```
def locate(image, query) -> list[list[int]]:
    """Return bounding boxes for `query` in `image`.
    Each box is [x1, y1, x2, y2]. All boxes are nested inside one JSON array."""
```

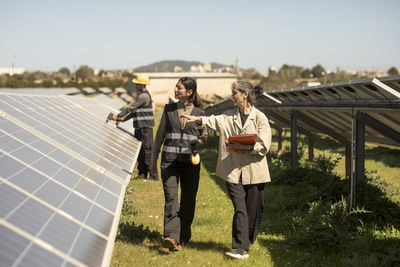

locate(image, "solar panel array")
[[263, 77, 400, 107], [257, 76, 400, 148], [205, 76, 400, 148], [0, 88, 80, 95], [0, 93, 141, 266]]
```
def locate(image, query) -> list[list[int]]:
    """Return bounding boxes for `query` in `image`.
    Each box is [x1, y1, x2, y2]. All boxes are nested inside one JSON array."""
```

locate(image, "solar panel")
[[0, 92, 141, 266], [114, 87, 127, 94], [98, 87, 112, 94], [204, 98, 234, 116], [120, 93, 133, 103], [0, 88, 80, 95], [258, 77, 400, 147], [92, 94, 124, 111], [265, 77, 400, 106], [69, 95, 133, 136], [204, 76, 400, 148], [81, 87, 96, 94], [205, 75, 400, 209], [380, 75, 400, 92]]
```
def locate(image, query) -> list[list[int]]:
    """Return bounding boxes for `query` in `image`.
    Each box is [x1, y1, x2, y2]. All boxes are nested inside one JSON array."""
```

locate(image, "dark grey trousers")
[[134, 127, 158, 179], [161, 162, 200, 244], [226, 181, 265, 251]]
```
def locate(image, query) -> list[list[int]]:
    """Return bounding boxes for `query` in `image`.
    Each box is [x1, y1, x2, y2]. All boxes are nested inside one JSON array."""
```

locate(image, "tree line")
[[1, 64, 398, 90]]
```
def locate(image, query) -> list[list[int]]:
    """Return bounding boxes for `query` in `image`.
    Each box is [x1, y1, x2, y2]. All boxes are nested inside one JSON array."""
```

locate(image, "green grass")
[[111, 108, 400, 266]]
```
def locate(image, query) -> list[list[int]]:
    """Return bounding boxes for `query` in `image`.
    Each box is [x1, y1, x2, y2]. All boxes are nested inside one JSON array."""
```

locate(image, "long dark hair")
[[178, 77, 202, 107]]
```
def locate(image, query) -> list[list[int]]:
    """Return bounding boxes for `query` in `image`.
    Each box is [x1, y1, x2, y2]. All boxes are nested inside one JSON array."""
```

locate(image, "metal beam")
[[356, 112, 400, 145], [292, 111, 350, 146], [355, 112, 366, 183], [277, 128, 283, 156], [259, 101, 400, 109], [290, 110, 298, 168], [270, 124, 283, 156], [308, 135, 314, 161], [291, 110, 352, 178], [267, 110, 316, 162], [345, 144, 351, 179], [264, 109, 312, 136]]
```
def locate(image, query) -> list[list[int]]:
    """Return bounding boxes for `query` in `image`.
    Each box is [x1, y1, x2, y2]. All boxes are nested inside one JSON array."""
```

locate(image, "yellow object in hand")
[[191, 154, 200, 165]]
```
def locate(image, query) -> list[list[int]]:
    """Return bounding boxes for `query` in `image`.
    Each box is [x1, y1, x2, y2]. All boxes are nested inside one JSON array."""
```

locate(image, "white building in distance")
[[0, 68, 25, 75], [137, 72, 238, 105]]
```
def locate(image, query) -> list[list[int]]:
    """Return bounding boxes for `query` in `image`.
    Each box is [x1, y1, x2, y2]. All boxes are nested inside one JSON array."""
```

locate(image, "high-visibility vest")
[[132, 90, 155, 128], [161, 103, 205, 165]]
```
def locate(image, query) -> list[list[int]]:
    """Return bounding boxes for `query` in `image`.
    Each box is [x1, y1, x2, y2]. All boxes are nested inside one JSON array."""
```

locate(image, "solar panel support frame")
[[290, 110, 298, 169], [290, 110, 352, 178]]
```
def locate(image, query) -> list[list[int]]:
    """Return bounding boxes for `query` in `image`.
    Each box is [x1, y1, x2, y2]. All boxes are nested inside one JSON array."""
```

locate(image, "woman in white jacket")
[[181, 81, 271, 260]]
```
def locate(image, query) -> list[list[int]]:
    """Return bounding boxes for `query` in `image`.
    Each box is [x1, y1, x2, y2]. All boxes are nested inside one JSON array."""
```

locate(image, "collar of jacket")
[[233, 106, 256, 133], [177, 101, 194, 109]]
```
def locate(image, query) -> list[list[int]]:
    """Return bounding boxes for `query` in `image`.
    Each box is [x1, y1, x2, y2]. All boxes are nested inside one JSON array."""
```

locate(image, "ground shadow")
[[312, 135, 400, 168], [116, 221, 163, 244], [277, 134, 400, 168], [183, 240, 229, 252], [116, 220, 230, 255], [364, 146, 400, 168], [258, 235, 400, 266], [258, 154, 400, 265], [202, 134, 400, 264]]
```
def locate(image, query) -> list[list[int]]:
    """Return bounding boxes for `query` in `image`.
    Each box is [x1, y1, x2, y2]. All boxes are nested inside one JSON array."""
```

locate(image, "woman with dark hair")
[[151, 77, 207, 251], [181, 80, 271, 260]]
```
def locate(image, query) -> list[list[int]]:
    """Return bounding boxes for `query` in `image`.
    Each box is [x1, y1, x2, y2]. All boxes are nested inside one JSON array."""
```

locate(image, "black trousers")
[[134, 127, 158, 179], [226, 181, 265, 251], [161, 162, 200, 244]]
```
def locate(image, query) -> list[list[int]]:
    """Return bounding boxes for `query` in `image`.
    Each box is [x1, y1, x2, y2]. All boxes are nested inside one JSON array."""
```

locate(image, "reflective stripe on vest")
[[132, 91, 154, 128], [165, 133, 198, 141], [162, 146, 192, 154], [133, 116, 154, 121], [133, 107, 154, 113]]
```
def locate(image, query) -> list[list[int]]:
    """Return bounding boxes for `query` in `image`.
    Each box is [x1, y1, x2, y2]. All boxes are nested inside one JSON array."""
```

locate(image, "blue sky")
[[1, 0, 399, 73]]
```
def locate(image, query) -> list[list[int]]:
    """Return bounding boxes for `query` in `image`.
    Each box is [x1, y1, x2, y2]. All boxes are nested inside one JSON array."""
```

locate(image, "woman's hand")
[[188, 140, 202, 151], [225, 141, 253, 151], [180, 114, 201, 124]]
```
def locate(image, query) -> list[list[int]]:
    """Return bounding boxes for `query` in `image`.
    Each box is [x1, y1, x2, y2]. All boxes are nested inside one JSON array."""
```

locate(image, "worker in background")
[[110, 74, 158, 181]]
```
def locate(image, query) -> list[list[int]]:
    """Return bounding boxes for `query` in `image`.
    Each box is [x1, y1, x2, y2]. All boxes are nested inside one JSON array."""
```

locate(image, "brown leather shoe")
[[162, 237, 183, 252]]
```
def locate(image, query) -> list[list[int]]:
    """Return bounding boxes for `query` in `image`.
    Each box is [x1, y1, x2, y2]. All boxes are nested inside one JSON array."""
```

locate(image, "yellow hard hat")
[[132, 74, 150, 85]]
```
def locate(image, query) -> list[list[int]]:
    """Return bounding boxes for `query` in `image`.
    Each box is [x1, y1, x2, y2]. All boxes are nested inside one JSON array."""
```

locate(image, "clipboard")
[[228, 134, 256, 151]]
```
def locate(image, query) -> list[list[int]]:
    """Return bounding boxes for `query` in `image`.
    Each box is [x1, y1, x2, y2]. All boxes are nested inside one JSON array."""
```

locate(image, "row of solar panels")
[[206, 76, 400, 148], [0, 93, 140, 266], [0, 87, 127, 95], [0, 87, 133, 107], [259, 76, 400, 107]]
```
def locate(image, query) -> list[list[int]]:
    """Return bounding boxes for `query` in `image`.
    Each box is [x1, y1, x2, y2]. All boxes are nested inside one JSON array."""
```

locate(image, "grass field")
[[111, 107, 400, 266]]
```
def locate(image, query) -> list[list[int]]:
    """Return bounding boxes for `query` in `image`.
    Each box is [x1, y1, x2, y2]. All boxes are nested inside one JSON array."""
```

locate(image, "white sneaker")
[[225, 249, 249, 259]]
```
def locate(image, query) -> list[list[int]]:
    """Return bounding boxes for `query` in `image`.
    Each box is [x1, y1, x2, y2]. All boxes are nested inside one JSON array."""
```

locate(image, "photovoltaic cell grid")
[[263, 77, 400, 105], [70, 95, 133, 136], [257, 77, 400, 147], [0, 88, 80, 95], [261, 108, 400, 147], [0, 94, 140, 182], [0, 93, 141, 267], [204, 76, 400, 148]]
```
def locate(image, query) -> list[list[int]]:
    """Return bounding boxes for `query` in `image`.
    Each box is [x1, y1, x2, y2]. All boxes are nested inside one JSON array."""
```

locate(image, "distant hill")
[[134, 60, 232, 72]]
